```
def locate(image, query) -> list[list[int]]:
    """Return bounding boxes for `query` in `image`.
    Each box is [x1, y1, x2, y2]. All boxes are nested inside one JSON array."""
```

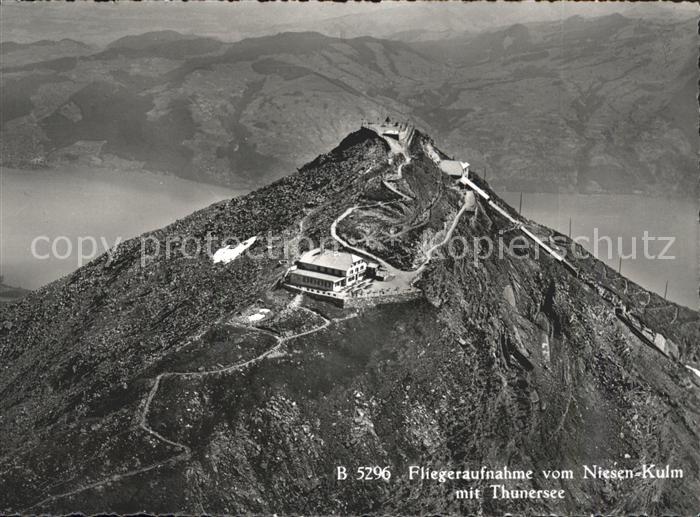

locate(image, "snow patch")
[[247, 307, 271, 322], [289, 294, 303, 309], [266, 348, 288, 359], [425, 143, 441, 164], [213, 236, 257, 264], [685, 364, 700, 380]]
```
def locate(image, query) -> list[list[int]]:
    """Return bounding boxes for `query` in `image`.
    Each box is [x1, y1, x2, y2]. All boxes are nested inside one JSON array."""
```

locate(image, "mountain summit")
[[1, 126, 699, 513]]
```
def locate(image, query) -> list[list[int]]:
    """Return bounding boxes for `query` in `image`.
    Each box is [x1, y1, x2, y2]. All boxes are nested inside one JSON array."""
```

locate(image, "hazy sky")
[[1, 1, 696, 45]]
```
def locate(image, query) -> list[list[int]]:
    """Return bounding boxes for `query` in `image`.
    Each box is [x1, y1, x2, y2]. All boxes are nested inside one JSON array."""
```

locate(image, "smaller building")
[[364, 262, 394, 281], [439, 160, 468, 178], [381, 129, 400, 141], [366, 262, 380, 277]]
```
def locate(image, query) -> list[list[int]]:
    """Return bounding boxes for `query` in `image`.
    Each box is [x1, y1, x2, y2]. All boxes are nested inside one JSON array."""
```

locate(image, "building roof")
[[298, 249, 364, 271], [440, 160, 466, 177], [290, 269, 344, 283]]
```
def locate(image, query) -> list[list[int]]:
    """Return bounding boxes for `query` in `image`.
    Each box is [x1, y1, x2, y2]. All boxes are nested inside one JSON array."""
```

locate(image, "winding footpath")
[[330, 152, 474, 285], [24, 307, 352, 512], [330, 153, 416, 277], [331, 204, 403, 277], [414, 195, 474, 276], [381, 179, 412, 201]]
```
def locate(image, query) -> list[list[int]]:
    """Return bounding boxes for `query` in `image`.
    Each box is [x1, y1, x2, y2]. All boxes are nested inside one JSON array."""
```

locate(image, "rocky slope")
[[2, 13, 697, 196], [0, 128, 698, 514]]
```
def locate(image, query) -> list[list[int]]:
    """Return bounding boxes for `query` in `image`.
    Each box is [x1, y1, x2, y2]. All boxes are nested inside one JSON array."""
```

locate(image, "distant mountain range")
[[1, 13, 697, 196], [0, 280, 28, 305]]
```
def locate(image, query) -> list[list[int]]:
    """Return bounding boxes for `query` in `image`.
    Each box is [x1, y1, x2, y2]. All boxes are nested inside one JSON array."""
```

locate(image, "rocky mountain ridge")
[[0, 127, 698, 513]]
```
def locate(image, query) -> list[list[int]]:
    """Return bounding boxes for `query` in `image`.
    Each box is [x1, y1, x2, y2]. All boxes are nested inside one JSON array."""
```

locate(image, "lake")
[[501, 192, 699, 310], [1, 166, 242, 290], [2, 168, 697, 310]]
